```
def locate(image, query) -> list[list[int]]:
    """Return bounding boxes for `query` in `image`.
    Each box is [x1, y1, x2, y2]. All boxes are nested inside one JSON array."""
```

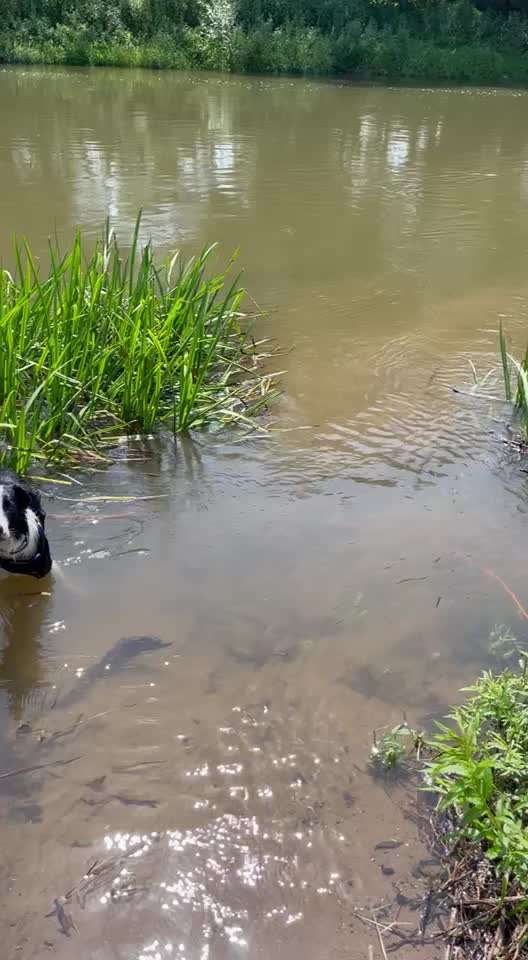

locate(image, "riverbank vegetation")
[[0, 220, 274, 473], [426, 666, 528, 958], [498, 322, 528, 439], [365, 644, 528, 955], [3, 0, 528, 83]]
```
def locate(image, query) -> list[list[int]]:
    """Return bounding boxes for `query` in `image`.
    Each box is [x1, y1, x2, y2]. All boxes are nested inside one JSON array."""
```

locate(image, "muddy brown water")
[[2, 67, 528, 959]]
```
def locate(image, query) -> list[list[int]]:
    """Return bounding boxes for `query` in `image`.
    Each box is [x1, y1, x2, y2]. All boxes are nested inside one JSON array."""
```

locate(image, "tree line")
[[2, 0, 528, 81]]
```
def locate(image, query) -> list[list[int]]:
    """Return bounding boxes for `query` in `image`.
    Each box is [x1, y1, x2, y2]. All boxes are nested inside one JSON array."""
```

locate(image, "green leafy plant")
[[370, 721, 423, 772], [427, 667, 528, 885]]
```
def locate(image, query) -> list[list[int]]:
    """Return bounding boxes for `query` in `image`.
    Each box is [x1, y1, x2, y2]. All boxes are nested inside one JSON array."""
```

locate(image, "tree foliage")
[[2, 0, 528, 79]]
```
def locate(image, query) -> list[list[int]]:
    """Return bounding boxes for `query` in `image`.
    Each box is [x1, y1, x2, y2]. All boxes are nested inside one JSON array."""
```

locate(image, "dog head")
[[0, 471, 52, 578]]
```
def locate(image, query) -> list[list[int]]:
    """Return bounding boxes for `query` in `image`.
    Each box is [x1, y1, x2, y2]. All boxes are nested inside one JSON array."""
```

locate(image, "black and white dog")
[[0, 470, 52, 578]]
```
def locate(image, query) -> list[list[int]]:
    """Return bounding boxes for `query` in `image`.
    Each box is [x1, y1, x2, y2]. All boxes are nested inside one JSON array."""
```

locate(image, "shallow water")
[[2, 67, 528, 958]]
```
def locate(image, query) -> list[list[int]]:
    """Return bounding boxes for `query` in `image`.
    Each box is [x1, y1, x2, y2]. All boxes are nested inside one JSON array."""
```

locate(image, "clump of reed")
[[498, 320, 528, 438], [0, 218, 275, 472]]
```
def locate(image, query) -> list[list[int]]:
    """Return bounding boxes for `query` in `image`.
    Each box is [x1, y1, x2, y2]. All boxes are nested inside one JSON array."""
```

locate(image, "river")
[[2, 66, 528, 959]]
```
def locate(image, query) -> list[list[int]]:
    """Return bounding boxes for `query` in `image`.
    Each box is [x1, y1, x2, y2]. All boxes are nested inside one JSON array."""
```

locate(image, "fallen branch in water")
[[373, 912, 389, 960], [0, 754, 82, 780], [449, 386, 507, 402], [353, 910, 441, 946], [48, 512, 140, 521], [45, 897, 78, 936], [52, 494, 167, 503], [46, 711, 113, 744]]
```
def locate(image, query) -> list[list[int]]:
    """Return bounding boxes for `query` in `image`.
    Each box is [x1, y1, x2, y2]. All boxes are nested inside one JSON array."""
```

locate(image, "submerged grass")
[[0, 218, 275, 473]]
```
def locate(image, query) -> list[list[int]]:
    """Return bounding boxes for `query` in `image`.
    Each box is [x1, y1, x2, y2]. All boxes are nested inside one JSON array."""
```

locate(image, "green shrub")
[[5, 0, 528, 85], [428, 667, 528, 885]]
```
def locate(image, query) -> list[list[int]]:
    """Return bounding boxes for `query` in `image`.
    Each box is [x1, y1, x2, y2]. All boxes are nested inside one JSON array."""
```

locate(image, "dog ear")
[[12, 483, 29, 511], [13, 484, 46, 526], [27, 488, 46, 526]]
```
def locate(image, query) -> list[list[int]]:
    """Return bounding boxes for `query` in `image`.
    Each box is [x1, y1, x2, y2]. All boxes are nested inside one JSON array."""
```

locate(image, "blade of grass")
[[500, 321, 512, 402]]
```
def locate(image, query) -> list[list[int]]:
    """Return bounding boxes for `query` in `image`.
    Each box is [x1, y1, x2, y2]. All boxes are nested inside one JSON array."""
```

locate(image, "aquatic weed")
[[0, 217, 277, 472], [370, 721, 424, 773]]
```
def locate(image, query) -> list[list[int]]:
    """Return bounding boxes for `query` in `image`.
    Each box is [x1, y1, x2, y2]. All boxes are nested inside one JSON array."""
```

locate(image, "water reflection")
[[0, 582, 52, 720], [2, 71, 528, 300]]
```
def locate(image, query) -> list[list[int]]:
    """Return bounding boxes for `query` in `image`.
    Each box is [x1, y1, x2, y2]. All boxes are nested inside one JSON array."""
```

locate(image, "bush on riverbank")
[[426, 666, 528, 958], [0, 220, 273, 472], [3, 0, 528, 83]]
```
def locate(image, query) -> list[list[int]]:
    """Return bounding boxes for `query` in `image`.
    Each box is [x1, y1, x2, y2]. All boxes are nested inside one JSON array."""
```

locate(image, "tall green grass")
[[0, 219, 272, 473], [499, 320, 512, 403], [498, 324, 528, 435]]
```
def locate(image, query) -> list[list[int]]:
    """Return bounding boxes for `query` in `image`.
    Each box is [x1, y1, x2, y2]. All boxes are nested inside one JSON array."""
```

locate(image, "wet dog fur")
[[0, 470, 52, 578]]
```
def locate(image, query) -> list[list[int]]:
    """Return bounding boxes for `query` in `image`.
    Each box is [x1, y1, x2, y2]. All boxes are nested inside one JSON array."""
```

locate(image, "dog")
[[0, 470, 52, 578]]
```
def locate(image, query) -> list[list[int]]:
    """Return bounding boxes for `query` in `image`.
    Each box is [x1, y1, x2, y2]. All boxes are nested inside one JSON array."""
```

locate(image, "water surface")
[[2, 67, 528, 959]]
